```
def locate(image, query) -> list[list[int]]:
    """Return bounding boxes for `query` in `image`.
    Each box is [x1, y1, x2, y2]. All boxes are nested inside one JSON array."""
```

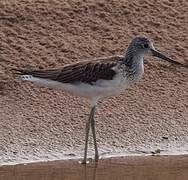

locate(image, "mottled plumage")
[[16, 56, 122, 85]]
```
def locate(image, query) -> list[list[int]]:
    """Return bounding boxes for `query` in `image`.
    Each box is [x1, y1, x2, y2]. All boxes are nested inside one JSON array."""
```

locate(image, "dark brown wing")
[[15, 56, 123, 84]]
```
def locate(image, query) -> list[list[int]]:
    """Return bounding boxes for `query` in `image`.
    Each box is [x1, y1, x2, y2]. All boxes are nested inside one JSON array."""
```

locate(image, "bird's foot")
[[79, 159, 90, 164], [94, 155, 99, 162]]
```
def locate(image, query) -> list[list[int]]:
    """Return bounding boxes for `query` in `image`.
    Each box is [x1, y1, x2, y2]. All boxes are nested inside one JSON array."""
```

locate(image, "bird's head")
[[126, 36, 186, 66]]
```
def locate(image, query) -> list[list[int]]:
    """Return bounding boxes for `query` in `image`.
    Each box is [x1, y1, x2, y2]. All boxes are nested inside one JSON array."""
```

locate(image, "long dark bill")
[[151, 49, 186, 67]]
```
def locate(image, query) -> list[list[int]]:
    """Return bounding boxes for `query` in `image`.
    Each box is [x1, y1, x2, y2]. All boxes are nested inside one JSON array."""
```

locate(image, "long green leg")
[[82, 106, 95, 164], [90, 106, 99, 162]]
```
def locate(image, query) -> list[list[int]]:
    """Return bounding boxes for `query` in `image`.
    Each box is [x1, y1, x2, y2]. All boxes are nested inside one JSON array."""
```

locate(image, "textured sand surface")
[[0, 0, 188, 164]]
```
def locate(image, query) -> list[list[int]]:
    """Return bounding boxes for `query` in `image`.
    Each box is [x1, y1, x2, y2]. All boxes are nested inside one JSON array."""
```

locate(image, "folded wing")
[[14, 56, 123, 84]]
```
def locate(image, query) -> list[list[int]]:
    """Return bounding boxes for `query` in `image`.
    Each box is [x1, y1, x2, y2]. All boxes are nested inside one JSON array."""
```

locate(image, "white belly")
[[20, 75, 129, 99]]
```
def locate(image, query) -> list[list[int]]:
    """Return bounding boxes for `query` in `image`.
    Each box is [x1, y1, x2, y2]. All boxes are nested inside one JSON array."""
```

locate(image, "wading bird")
[[14, 37, 186, 164]]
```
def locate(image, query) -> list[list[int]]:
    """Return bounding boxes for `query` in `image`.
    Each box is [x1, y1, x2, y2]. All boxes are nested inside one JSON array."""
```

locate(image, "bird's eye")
[[143, 44, 149, 48]]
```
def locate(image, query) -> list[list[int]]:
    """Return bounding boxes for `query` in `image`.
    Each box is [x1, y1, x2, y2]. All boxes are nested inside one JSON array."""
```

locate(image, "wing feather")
[[15, 56, 124, 84]]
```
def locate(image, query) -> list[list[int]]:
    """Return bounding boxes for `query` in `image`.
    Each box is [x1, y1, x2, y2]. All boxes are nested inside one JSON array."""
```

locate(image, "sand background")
[[0, 0, 188, 164]]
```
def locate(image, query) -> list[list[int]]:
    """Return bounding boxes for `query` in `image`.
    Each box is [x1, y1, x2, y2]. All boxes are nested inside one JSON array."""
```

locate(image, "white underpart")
[[20, 74, 128, 100]]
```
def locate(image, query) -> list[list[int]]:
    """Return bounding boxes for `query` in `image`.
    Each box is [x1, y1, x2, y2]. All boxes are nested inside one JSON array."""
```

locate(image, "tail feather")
[[12, 67, 62, 80], [12, 68, 32, 75]]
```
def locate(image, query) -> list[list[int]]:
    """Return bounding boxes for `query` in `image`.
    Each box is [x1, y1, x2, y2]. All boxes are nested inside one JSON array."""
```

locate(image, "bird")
[[13, 36, 186, 164]]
